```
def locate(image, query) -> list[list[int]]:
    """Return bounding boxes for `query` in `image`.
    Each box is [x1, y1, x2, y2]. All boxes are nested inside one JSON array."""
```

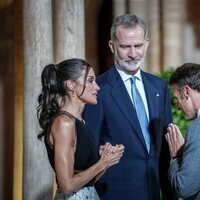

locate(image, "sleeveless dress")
[[45, 111, 100, 200]]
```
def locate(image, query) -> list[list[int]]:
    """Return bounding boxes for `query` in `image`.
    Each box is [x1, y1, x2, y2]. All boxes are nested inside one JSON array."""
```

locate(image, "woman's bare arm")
[[51, 115, 123, 195]]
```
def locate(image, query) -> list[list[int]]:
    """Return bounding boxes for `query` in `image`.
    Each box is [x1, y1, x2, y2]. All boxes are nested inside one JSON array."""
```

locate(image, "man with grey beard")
[[84, 14, 177, 200]]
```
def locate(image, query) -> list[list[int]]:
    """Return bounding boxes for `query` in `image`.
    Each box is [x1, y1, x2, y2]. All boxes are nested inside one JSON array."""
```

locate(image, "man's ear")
[[108, 40, 114, 53], [183, 85, 190, 99], [145, 38, 150, 50]]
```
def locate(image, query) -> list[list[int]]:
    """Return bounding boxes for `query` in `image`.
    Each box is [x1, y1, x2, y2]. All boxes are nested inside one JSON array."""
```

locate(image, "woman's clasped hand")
[[99, 142, 125, 168]]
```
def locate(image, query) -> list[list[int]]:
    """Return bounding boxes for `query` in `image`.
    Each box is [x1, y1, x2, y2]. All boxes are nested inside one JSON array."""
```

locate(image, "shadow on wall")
[[0, 3, 15, 200], [97, 0, 113, 74]]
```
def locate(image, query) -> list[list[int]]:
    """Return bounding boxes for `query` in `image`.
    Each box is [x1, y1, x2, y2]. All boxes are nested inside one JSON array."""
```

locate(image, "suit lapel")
[[108, 68, 147, 149], [142, 72, 160, 121], [141, 72, 162, 148]]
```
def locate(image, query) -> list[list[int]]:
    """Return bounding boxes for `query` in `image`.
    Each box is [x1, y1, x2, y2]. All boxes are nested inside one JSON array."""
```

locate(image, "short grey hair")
[[110, 14, 148, 41]]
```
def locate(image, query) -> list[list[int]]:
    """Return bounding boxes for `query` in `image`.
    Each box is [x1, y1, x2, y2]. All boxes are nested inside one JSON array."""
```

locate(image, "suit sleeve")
[[159, 83, 178, 200], [169, 120, 200, 199]]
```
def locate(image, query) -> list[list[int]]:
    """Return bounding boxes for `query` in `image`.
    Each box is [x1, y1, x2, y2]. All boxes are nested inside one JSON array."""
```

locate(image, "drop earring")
[[72, 90, 75, 98]]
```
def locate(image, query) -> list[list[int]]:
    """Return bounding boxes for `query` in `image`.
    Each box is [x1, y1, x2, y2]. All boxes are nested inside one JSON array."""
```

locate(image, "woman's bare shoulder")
[[51, 114, 76, 139]]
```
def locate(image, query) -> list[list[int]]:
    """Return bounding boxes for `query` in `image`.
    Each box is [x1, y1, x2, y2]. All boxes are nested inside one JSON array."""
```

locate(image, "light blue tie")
[[131, 76, 150, 152]]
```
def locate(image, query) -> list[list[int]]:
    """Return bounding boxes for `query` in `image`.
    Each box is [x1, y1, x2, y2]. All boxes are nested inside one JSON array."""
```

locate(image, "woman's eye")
[[88, 79, 93, 83]]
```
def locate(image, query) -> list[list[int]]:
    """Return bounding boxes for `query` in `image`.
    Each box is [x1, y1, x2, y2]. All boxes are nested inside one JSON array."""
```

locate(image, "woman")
[[37, 58, 124, 200]]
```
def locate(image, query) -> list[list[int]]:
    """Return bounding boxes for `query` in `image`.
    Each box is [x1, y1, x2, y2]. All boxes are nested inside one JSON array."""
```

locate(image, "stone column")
[[129, 0, 149, 71], [13, 0, 23, 199], [113, 0, 126, 18], [53, 0, 85, 63], [148, 0, 161, 73], [162, 0, 184, 70], [23, 0, 54, 199], [129, 0, 147, 21]]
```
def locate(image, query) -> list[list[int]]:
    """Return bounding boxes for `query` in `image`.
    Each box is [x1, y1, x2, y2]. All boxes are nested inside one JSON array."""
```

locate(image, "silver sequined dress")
[[54, 186, 100, 200]]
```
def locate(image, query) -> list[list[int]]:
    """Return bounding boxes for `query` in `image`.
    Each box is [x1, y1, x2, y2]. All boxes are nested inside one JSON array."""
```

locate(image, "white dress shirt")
[[116, 68, 150, 121]]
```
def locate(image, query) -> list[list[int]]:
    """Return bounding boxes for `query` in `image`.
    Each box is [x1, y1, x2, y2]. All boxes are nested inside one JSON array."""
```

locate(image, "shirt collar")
[[198, 109, 200, 118], [116, 67, 142, 82]]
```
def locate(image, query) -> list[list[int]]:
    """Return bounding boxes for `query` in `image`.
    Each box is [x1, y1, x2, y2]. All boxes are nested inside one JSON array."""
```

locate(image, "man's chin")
[[115, 60, 141, 72], [125, 65, 140, 71]]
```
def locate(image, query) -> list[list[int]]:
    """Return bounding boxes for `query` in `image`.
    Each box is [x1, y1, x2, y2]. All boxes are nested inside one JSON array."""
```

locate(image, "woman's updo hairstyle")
[[37, 58, 91, 138]]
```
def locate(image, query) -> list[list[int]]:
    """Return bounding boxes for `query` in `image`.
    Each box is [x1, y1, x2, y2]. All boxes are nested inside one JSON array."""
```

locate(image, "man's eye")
[[135, 44, 143, 48], [121, 46, 128, 49]]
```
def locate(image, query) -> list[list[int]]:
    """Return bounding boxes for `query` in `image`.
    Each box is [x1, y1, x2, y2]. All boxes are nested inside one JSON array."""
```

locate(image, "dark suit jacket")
[[84, 66, 177, 200], [169, 116, 200, 199]]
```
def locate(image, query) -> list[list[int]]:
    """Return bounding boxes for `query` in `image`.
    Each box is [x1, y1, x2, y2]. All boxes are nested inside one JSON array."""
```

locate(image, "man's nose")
[[128, 47, 136, 58]]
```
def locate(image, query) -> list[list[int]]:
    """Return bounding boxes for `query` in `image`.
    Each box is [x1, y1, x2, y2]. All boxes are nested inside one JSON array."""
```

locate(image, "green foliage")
[[159, 69, 190, 137]]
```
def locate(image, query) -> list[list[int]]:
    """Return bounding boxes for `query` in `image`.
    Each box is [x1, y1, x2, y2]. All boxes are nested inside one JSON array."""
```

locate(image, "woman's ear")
[[65, 80, 76, 92]]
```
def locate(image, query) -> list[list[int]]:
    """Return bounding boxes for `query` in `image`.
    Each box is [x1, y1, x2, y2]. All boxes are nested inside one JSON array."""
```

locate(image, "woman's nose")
[[95, 82, 100, 91]]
